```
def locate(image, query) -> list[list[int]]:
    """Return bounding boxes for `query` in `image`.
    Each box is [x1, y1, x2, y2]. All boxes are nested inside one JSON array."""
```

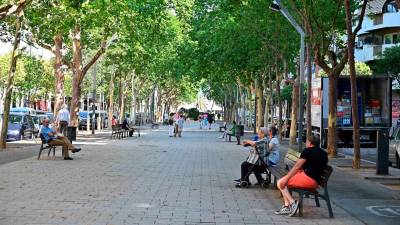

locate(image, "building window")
[[373, 14, 383, 25], [385, 35, 392, 44], [383, 1, 399, 13], [393, 34, 399, 44]]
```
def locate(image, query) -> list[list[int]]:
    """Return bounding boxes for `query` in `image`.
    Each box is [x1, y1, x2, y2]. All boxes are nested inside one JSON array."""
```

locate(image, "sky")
[[0, 41, 53, 60]]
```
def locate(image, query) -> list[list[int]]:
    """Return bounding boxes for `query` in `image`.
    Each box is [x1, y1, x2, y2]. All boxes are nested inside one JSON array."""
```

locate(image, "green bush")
[[188, 108, 200, 120]]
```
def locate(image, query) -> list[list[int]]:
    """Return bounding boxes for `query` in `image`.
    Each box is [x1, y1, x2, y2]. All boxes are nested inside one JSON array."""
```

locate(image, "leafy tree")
[[374, 46, 400, 83]]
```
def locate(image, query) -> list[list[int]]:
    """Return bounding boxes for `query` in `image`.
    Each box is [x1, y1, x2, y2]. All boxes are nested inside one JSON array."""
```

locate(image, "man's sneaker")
[[233, 178, 241, 183], [274, 205, 290, 215], [288, 200, 299, 217]]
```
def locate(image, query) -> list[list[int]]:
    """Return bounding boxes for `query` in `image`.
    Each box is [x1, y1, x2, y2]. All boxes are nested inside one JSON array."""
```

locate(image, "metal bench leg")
[[38, 148, 43, 160], [314, 194, 320, 207], [324, 191, 334, 218], [53, 147, 56, 160], [298, 193, 304, 217]]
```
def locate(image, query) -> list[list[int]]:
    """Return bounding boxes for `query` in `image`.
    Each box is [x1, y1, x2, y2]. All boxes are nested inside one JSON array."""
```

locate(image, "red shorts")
[[287, 170, 318, 190]]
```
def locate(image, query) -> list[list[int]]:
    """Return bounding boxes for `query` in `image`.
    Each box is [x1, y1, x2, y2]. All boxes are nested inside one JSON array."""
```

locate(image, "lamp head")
[[269, 0, 281, 12]]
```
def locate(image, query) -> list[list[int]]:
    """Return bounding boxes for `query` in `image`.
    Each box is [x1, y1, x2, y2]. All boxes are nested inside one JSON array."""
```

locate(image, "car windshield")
[[9, 115, 23, 124]]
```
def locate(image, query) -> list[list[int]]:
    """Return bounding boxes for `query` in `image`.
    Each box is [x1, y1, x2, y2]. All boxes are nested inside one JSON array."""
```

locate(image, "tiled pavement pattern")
[[0, 126, 364, 225]]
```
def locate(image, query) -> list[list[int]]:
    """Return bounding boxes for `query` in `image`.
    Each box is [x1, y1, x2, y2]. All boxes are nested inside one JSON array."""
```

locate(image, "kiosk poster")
[[311, 79, 321, 127]]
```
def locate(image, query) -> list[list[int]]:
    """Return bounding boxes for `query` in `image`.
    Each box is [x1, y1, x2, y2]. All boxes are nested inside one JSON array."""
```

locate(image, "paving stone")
[[0, 123, 365, 225]]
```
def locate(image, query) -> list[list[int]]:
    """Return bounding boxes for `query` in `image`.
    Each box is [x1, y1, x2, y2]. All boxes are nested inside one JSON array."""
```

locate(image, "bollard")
[[376, 129, 389, 175]]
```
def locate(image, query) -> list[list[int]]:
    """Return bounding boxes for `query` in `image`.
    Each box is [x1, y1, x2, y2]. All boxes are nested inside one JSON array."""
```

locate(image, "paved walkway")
[[0, 124, 375, 225]]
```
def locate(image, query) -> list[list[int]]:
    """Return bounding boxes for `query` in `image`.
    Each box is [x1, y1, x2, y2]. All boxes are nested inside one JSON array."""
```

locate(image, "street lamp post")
[[270, 0, 306, 152], [91, 61, 97, 135]]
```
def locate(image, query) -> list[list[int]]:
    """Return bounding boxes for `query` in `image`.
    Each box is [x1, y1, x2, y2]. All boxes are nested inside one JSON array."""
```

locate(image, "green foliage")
[[188, 107, 200, 120], [373, 46, 400, 82]]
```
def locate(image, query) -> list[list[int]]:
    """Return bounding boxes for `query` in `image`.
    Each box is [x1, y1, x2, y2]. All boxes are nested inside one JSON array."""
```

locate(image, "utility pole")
[[91, 61, 97, 135]]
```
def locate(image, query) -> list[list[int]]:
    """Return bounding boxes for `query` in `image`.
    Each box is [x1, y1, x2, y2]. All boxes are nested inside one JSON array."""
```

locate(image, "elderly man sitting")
[[41, 119, 81, 160]]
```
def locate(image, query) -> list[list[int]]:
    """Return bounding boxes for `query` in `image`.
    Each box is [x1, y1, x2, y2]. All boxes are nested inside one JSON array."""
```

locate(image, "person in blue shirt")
[[41, 119, 81, 160]]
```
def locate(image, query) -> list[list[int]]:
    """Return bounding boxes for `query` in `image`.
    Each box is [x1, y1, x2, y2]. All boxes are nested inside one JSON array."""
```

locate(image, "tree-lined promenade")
[[0, 0, 400, 169]]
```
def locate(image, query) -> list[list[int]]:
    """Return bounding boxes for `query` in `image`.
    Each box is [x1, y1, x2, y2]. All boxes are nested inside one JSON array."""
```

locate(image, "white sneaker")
[[288, 200, 299, 217], [274, 205, 290, 215]]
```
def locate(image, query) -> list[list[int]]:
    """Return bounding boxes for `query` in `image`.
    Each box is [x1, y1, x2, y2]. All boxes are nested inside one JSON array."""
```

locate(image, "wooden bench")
[[226, 125, 244, 145], [111, 125, 123, 139], [219, 122, 227, 132], [267, 148, 334, 218], [38, 133, 58, 160]]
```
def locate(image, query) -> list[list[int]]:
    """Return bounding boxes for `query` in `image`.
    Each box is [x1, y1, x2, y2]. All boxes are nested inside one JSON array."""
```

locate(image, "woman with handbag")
[[234, 127, 269, 188]]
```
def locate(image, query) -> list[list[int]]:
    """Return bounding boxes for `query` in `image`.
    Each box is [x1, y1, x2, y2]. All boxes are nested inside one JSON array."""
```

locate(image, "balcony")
[[358, 12, 400, 34], [355, 43, 399, 62]]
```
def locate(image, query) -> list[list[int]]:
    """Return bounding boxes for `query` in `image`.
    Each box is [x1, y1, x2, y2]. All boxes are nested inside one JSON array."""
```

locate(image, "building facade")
[[355, 0, 400, 62]]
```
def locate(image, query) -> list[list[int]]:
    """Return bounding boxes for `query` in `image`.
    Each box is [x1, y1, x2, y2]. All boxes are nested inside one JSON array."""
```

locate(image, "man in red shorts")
[[274, 135, 328, 217]]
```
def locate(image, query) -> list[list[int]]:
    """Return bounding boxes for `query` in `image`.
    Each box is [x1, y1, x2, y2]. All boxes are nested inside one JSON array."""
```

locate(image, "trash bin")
[[235, 125, 245, 145], [67, 126, 77, 143], [236, 125, 244, 136], [376, 129, 389, 175]]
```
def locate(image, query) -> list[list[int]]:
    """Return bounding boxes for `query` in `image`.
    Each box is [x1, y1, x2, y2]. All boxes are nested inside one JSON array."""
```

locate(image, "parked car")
[[389, 127, 400, 168], [10, 107, 36, 115], [78, 111, 108, 130], [1, 113, 36, 141]]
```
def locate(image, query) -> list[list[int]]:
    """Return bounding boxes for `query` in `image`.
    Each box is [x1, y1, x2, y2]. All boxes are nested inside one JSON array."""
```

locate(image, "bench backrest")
[[284, 148, 301, 170], [39, 133, 47, 144], [320, 165, 333, 187]]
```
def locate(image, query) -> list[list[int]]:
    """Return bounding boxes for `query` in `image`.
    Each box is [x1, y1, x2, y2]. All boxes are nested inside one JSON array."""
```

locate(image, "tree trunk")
[[263, 78, 269, 128], [327, 74, 338, 157], [119, 77, 125, 119], [276, 65, 283, 140], [108, 72, 114, 127], [70, 25, 83, 127], [345, 0, 361, 169], [0, 15, 22, 148], [306, 43, 312, 138], [53, 34, 64, 123], [289, 77, 299, 146], [256, 78, 263, 129]]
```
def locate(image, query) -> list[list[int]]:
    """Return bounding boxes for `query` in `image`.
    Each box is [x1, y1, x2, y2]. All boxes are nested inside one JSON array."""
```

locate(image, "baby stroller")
[[239, 145, 271, 188]]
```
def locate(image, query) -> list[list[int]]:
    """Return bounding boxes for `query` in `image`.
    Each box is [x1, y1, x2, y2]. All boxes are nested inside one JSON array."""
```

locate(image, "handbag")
[[246, 149, 259, 165]]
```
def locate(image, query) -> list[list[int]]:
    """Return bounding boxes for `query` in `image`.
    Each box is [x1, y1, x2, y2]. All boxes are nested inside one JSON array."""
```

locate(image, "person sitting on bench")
[[41, 119, 81, 160], [122, 117, 134, 137], [219, 121, 236, 139], [234, 127, 269, 187], [275, 135, 328, 217]]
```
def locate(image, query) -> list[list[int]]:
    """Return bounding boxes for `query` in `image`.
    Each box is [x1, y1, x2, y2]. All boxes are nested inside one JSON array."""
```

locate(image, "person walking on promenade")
[[208, 113, 214, 130], [41, 119, 81, 160], [57, 104, 70, 136], [203, 113, 208, 128], [168, 113, 175, 137], [176, 115, 185, 137], [173, 112, 180, 137], [274, 135, 328, 217], [199, 114, 203, 129]]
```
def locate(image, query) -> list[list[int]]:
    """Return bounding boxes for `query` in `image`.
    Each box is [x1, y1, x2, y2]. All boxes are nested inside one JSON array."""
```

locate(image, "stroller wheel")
[[240, 181, 249, 188], [261, 180, 269, 188]]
